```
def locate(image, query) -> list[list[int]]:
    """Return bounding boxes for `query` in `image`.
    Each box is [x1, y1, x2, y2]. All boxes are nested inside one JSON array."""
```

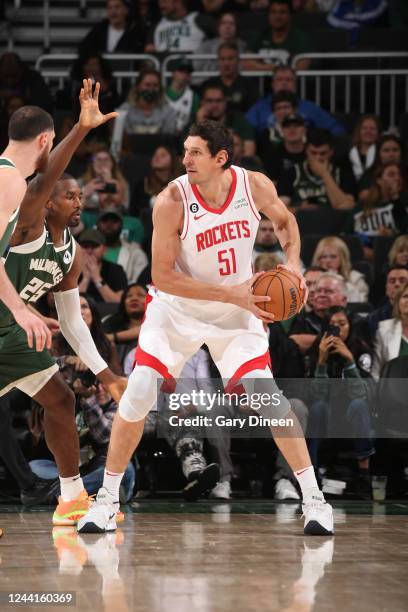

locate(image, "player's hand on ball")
[[78, 78, 118, 130], [229, 272, 275, 323], [277, 264, 308, 306]]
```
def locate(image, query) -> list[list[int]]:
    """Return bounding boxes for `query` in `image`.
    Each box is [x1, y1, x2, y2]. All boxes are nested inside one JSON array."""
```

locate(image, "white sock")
[[294, 466, 323, 502], [103, 469, 124, 503], [59, 474, 84, 502]]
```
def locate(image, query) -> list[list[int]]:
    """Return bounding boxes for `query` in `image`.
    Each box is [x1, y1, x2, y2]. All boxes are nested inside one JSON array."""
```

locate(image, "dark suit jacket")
[[79, 20, 145, 55]]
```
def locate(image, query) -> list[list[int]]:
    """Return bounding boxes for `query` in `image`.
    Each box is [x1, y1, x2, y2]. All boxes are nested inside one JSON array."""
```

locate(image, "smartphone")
[[96, 182, 117, 194], [326, 324, 340, 337]]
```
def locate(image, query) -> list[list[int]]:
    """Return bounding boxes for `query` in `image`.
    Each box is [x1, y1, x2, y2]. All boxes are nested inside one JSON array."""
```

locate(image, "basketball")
[[252, 268, 303, 321]]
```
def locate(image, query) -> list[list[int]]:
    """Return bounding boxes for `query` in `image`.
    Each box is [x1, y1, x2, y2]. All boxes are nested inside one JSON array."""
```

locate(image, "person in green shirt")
[[246, 0, 313, 72], [165, 57, 200, 133]]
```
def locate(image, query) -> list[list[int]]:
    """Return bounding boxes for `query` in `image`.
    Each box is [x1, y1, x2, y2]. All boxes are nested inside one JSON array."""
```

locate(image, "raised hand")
[[78, 78, 118, 130]]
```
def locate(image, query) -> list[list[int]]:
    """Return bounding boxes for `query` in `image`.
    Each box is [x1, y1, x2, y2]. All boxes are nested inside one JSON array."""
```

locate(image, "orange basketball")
[[252, 268, 303, 321]]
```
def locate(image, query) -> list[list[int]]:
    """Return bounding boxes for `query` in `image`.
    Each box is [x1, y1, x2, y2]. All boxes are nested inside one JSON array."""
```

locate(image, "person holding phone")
[[306, 306, 375, 498]]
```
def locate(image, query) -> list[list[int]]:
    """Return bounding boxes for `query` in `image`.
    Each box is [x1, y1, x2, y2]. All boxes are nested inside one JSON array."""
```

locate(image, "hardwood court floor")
[[0, 501, 408, 612]]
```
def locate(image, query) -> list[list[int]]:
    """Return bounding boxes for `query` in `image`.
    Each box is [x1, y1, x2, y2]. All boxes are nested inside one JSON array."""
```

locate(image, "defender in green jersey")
[[0, 80, 126, 524], [0, 106, 55, 351]]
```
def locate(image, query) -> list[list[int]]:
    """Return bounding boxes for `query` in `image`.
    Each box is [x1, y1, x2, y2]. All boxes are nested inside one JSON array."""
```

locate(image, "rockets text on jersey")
[[171, 165, 260, 286]]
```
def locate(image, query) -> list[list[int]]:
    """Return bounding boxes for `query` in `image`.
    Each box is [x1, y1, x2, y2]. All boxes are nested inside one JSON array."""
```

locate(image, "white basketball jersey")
[[172, 165, 260, 286]]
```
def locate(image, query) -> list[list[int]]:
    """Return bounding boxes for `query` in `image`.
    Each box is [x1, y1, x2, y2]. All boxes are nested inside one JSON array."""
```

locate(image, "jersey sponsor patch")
[[63, 250, 72, 265]]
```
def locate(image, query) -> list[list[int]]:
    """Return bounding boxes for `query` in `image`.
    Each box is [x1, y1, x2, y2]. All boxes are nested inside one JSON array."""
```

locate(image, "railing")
[[1, 0, 23, 50], [35, 54, 161, 96]]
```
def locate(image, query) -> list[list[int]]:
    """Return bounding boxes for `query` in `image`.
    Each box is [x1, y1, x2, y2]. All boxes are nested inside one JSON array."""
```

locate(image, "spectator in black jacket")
[[307, 306, 375, 499], [0, 52, 53, 113], [78, 0, 145, 56]]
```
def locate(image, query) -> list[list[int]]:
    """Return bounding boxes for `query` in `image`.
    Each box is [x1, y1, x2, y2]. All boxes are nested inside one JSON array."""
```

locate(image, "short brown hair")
[[188, 120, 233, 169], [8, 105, 54, 141]]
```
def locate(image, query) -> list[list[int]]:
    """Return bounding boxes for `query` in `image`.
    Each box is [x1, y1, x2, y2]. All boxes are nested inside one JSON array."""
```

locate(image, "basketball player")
[[0, 105, 55, 352], [0, 80, 126, 525], [79, 121, 334, 535]]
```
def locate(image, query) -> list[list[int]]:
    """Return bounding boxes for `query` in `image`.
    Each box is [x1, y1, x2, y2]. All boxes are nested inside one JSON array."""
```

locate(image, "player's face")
[[80, 296, 93, 328], [125, 285, 147, 316], [329, 312, 350, 342], [386, 269, 408, 302], [183, 136, 227, 184], [317, 247, 340, 273], [49, 179, 83, 227], [35, 129, 55, 172]]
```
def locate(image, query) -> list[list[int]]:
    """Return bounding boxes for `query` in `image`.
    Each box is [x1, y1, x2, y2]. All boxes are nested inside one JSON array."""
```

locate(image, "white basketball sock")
[[103, 469, 124, 503], [294, 466, 322, 502], [59, 474, 84, 501]]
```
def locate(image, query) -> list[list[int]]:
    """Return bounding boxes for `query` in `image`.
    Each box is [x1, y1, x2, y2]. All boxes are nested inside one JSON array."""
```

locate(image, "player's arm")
[[250, 171, 302, 274], [0, 173, 52, 350], [15, 80, 118, 239], [151, 186, 274, 321], [52, 246, 126, 401]]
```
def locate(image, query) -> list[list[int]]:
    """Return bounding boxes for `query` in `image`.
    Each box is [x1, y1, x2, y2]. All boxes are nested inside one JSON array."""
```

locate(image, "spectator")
[[311, 236, 369, 302], [103, 283, 147, 363], [358, 134, 404, 197], [279, 129, 356, 210], [350, 163, 407, 258], [246, 0, 313, 72], [290, 271, 348, 354], [56, 54, 121, 142], [195, 84, 256, 156], [201, 43, 257, 114], [0, 52, 53, 112], [349, 114, 381, 182], [81, 145, 129, 211], [307, 306, 375, 499], [111, 70, 179, 157], [135, 0, 161, 32], [97, 209, 148, 283], [388, 235, 408, 268], [367, 265, 408, 334], [195, 12, 247, 72], [303, 265, 324, 313], [246, 66, 345, 135], [146, 0, 207, 52], [130, 144, 184, 215], [258, 91, 298, 157], [78, 229, 128, 303], [254, 252, 282, 272], [252, 217, 285, 263], [78, 0, 144, 55], [327, 0, 389, 37], [0, 94, 25, 150], [372, 281, 408, 379], [259, 112, 306, 182], [165, 57, 200, 132], [231, 131, 264, 171]]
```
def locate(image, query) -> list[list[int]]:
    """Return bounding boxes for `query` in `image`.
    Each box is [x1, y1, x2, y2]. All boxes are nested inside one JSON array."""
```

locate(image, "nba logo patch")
[[63, 251, 72, 265], [190, 203, 199, 213]]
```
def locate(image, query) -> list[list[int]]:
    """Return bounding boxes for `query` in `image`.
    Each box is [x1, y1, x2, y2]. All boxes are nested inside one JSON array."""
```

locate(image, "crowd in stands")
[[0, 0, 408, 504]]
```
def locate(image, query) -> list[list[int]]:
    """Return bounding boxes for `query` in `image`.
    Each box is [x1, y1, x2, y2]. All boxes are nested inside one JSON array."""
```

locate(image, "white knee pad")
[[240, 368, 292, 419], [119, 365, 163, 422]]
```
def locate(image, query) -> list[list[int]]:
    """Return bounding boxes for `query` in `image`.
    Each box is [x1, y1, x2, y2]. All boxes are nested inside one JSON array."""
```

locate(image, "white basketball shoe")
[[302, 491, 334, 536], [77, 488, 119, 534]]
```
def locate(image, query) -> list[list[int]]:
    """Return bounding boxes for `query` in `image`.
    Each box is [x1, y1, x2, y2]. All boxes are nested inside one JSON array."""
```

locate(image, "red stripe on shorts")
[[225, 351, 272, 394], [133, 345, 176, 393]]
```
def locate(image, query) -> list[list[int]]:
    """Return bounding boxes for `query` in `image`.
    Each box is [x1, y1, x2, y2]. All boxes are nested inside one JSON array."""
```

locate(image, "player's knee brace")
[[241, 368, 292, 420], [118, 365, 162, 422]]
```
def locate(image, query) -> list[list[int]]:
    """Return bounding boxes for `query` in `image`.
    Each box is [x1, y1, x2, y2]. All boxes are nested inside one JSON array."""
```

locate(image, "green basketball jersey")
[[0, 157, 19, 258], [0, 225, 76, 327]]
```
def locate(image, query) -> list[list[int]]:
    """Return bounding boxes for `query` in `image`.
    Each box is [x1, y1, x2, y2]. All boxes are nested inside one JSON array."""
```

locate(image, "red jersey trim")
[[242, 167, 261, 221], [225, 351, 272, 394], [174, 179, 189, 240], [191, 167, 237, 215]]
